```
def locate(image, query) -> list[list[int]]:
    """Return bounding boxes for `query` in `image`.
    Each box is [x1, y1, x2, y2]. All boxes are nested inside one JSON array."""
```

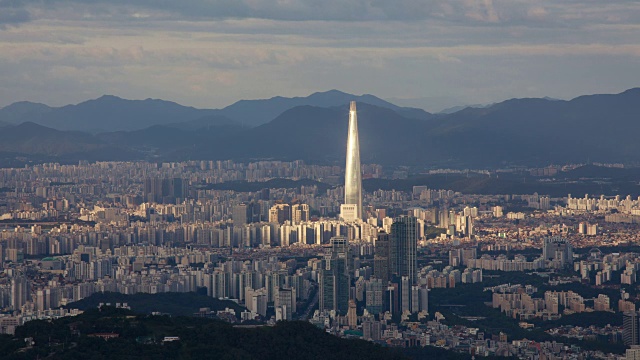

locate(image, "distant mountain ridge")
[[0, 101, 53, 124], [438, 103, 490, 114], [0, 122, 137, 160], [0, 87, 639, 168], [216, 89, 432, 126], [0, 95, 218, 133], [0, 90, 429, 132]]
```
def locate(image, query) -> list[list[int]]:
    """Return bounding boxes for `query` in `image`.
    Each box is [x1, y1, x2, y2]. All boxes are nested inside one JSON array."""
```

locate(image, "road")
[[300, 287, 319, 321]]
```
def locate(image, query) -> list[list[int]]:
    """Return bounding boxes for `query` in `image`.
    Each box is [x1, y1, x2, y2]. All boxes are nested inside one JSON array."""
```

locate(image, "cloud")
[[527, 6, 548, 20], [0, 0, 634, 26], [436, 53, 462, 64], [463, 0, 500, 23], [0, 6, 30, 27], [1, 0, 640, 111]]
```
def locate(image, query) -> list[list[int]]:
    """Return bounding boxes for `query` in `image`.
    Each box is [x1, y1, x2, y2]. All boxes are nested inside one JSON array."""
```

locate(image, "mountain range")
[[0, 90, 429, 132], [0, 88, 639, 167]]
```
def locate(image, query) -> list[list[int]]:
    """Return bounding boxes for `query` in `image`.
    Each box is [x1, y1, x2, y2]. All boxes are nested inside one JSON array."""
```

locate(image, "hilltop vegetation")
[[3, 307, 405, 360], [65, 291, 246, 317]]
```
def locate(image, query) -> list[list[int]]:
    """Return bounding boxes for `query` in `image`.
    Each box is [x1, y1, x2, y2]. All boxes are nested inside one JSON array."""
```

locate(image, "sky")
[[1, 0, 640, 112]]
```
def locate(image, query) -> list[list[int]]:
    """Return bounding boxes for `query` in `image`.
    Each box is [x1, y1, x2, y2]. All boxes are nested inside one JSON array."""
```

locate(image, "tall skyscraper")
[[390, 215, 418, 285], [341, 101, 362, 222], [319, 236, 350, 315]]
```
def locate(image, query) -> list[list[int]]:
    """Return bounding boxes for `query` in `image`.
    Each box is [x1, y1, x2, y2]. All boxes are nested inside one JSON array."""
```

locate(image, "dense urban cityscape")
[[0, 101, 640, 359], [2, 0, 640, 357]]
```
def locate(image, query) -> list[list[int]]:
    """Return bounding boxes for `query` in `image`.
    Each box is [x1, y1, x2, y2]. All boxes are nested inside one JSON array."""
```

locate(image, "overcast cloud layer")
[[1, 0, 639, 111]]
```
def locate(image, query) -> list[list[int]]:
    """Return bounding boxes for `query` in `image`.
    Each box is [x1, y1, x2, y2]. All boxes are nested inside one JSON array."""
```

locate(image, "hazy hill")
[[96, 122, 246, 160], [1, 88, 640, 167], [192, 103, 435, 164], [164, 114, 240, 131], [24, 95, 217, 132], [0, 101, 52, 124], [0, 90, 427, 131], [213, 89, 432, 127], [561, 164, 640, 180], [0, 122, 102, 155], [427, 88, 640, 166], [0, 122, 137, 162], [196, 87, 640, 166]]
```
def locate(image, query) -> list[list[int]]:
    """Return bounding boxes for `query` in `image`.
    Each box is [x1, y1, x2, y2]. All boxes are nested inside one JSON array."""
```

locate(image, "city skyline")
[[1, 158, 640, 359], [2, 0, 640, 357]]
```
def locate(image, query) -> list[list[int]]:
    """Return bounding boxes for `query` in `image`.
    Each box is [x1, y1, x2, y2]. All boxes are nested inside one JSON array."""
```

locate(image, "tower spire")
[[341, 101, 363, 221]]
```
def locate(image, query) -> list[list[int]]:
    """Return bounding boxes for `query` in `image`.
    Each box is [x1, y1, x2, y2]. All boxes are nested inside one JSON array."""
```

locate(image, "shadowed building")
[[319, 236, 350, 315], [374, 232, 390, 283], [625, 311, 640, 346]]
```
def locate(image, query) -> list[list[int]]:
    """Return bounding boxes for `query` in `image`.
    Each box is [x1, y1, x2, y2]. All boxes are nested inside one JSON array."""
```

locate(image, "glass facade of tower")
[[390, 216, 418, 286], [344, 101, 363, 220]]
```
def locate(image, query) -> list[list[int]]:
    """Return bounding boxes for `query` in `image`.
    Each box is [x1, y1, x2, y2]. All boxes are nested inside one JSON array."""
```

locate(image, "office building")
[[275, 287, 296, 321], [390, 216, 418, 285], [319, 236, 350, 315], [373, 232, 390, 283], [362, 320, 381, 341], [365, 278, 385, 315]]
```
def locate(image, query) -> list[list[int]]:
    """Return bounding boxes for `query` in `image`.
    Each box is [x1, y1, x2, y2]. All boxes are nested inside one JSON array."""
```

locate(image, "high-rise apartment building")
[[10, 274, 29, 311], [143, 178, 186, 204], [543, 236, 574, 267], [341, 101, 362, 222], [233, 203, 261, 225], [291, 204, 310, 224], [269, 204, 291, 224]]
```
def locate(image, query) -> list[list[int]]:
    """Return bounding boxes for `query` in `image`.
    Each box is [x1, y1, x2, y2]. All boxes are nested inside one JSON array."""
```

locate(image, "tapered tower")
[[341, 101, 362, 221]]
